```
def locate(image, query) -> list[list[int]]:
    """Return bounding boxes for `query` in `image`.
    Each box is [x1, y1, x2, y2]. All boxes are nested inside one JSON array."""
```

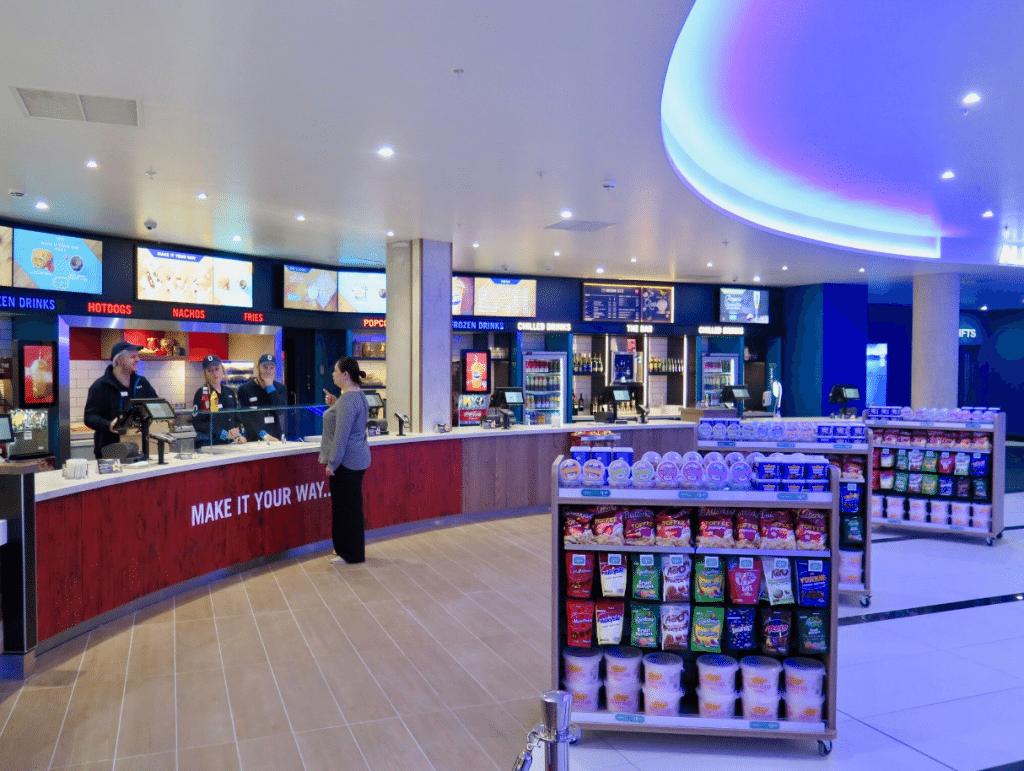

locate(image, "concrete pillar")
[[911, 272, 959, 409], [385, 239, 452, 432]]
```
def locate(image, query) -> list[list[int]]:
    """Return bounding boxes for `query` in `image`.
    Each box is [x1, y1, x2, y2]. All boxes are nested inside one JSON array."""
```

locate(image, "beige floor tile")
[[442, 639, 540, 702], [178, 742, 241, 771], [0, 685, 74, 770], [296, 551, 335, 575], [115, 675, 175, 757], [469, 590, 545, 631], [0, 684, 22, 734], [252, 611, 312, 662], [176, 670, 234, 749], [175, 587, 214, 621], [49, 673, 125, 766], [336, 568, 394, 604], [125, 622, 174, 680], [275, 572, 324, 609], [237, 733, 304, 771], [326, 604, 394, 650], [79, 627, 133, 680], [215, 615, 269, 667], [404, 709, 502, 771], [306, 570, 361, 605], [480, 633, 551, 690], [358, 645, 446, 716], [28, 635, 89, 688], [316, 646, 397, 724], [392, 635, 492, 709], [363, 566, 424, 602], [112, 751, 175, 771], [399, 594, 478, 646], [133, 597, 176, 625], [291, 606, 350, 653], [269, 658, 344, 732], [244, 575, 290, 613], [437, 594, 519, 641], [453, 702, 529, 769], [222, 664, 290, 741], [500, 696, 544, 732], [175, 618, 223, 672], [209, 580, 253, 618], [294, 725, 369, 771], [56, 761, 114, 770], [348, 718, 436, 771]]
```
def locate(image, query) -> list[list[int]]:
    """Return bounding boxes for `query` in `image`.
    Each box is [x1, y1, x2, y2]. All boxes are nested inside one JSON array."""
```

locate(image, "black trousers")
[[329, 466, 366, 563]]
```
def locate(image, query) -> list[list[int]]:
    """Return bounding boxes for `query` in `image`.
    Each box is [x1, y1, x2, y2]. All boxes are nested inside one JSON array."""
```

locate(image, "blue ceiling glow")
[[661, 0, 944, 259]]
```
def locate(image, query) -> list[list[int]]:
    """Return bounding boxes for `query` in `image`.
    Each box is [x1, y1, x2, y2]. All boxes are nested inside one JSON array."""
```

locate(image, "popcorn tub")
[[696, 688, 737, 718], [562, 646, 602, 682], [643, 652, 684, 691], [604, 680, 641, 713], [563, 679, 601, 712], [783, 657, 826, 696], [739, 656, 782, 695], [696, 654, 738, 694]]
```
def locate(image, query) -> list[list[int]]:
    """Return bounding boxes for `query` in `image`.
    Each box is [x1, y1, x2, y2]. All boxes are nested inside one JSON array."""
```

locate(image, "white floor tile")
[[863, 686, 1024, 771], [568, 733, 634, 771], [950, 636, 1024, 679], [838, 622, 939, 667], [838, 648, 1024, 718], [872, 602, 1024, 651]]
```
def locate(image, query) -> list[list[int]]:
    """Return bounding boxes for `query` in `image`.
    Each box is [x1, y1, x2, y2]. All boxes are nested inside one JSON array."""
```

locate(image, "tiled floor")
[[0, 498, 1022, 771]]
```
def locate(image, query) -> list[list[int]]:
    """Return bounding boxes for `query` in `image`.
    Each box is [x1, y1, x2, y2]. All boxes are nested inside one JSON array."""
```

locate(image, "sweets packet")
[[631, 554, 660, 600], [624, 508, 656, 545], [794, 558, 829, 607], [631, 604, 658, 648], [562, 509, 595, 545], [592, 507, 624, 545], [698, 509, 736, 548], [595, 600, 625, 646], [734, 509, 761, 548], [795, 510, 828, 550], [660, 603, 690, 651], [694, 555, 725, 602], [727, 556, 761, 605], [662, 553, 691, 602], [725, 607, 756, 651], [655, 509, 691, 546], [761, 557, 795, 605], [760, 510, 796, 550], [796, 609, 829, 654], [761, 608, 792, 655], [565, 552, 595, 598], [690, 606, 725, 653], [566, 600, 595, 646], [598, 552, 627, 598]]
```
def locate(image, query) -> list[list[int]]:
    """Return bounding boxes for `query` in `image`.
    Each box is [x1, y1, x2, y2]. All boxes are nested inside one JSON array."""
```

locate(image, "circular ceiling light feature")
[[85, 159, 98, 169], [295, 214, 306, 222], [554, 251, 561, 257], [376, 145, 395, 158], [782, 265, 789, 271], [980, 305, 988, 311], [196, 192, 208, 200], [596, 267, 605, 274], [471, 242, 479, 248], [33, 200, 49, 211], [706, 261, 713, 268], [386, 230, 394, 237], [859, 267, 866, 273], [630, 256, 637, 263], [232, 235, 242, 242], [962, 93, 981, 105], [941, 170, 955, 180], [560, 210, 573, 219], [982, 210, 994, 218], [753, 275, 762, 282]]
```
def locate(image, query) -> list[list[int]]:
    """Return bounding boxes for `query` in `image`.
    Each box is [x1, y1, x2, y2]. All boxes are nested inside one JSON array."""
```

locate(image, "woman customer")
[[320, 357, 371, 564], [192, 354, 247, 445]]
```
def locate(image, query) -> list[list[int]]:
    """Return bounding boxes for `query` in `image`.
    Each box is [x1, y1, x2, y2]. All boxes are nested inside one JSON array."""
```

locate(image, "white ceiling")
[[2, 0, 1024, 298]]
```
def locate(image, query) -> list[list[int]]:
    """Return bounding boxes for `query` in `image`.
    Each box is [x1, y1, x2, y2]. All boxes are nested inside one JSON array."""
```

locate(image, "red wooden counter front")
[[35, 441, 462, 642]]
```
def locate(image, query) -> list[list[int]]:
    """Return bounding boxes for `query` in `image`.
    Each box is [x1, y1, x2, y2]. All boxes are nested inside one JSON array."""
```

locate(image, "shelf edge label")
[[679, 491, 709, 499], [778, 493, 809, 501], [582, 489, 611, 497], [777, 442, 795, 448], [614, 714, 645, 724], [749, 721, 781, 731]]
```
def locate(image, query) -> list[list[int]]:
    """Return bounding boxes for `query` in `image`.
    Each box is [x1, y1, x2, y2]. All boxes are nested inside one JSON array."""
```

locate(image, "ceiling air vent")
[[544, 220, 614, 232], [12, 87, 139, 127]]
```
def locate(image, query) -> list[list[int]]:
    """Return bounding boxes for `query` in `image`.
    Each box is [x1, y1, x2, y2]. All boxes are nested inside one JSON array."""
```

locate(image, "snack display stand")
[[697, 430, 873, 607], [550, 456, 840, 756], [866, 412, 1005, 546]]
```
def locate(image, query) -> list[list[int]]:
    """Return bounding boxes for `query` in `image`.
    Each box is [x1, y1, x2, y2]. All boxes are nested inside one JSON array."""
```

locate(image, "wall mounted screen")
[[473, 277, 536, 317], [137, 247, 253, 307], [719, 288, 769, 324], [337, 271, 387, 314], [12, 228, 103, 294], [283, 265, 339, 311], [583, 283, 674, 323]]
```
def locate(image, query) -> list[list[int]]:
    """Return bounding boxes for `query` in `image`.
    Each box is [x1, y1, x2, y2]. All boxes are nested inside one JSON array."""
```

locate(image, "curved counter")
[[12, 421, 696, 658]]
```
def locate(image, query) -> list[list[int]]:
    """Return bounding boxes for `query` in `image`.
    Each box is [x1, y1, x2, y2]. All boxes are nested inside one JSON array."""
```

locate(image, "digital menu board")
[[12, 228, 103, 294], [583, 283, 673, 323], [473, 277, 536, 317], [720, 288, 769, 324], [283, 265, 338, 311], [0, 227, 12, 286], [461, 350, 490, 393], [337, 271, 387, 314], [452, 276, 475, 315], [137, 247, 253, 307]]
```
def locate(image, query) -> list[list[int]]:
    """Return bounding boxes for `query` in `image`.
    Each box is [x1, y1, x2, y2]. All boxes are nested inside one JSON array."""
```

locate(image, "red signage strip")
[[87, 301, 133, 315]]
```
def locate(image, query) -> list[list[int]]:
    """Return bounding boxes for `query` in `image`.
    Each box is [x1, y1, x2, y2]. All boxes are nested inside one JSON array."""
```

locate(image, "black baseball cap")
[[258, 353, 276, 366], [202, 354, 223, 370], [111, 341, 142, 361]]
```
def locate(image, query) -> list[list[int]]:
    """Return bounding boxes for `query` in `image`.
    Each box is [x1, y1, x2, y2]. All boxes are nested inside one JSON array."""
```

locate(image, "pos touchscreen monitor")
[[0, 413, 13, 443], [612, 389, 631, 403], [131, 398, 177, 422], [501, 388, 524, 405], [364, 392, 384, 410]]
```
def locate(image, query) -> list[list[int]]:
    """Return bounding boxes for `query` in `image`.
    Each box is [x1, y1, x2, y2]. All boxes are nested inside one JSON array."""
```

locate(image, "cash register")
[[364, 391, 388, 435], [721, 384, 751, 419], [482, 387, 522, 429], [111, 397, 183, 464]]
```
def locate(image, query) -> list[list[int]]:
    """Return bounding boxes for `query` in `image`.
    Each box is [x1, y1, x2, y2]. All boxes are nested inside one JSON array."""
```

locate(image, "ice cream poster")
[[13, 228, 103, 294], [20, 341, 55, 406]]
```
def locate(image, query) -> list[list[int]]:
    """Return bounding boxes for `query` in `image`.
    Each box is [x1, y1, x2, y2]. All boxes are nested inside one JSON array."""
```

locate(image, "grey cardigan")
[[319, 391, 371, 471]]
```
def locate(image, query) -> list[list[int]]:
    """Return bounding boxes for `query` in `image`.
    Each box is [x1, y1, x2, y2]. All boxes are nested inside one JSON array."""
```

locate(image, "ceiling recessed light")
[[782, 265, 788, 271], [596, 267, 605, 274], [630, 256, 637, 263], [376, 145, 395, 158], [85, 159, 98, 169], [941, 170, 955, 180], [962, 93, 981, 105], [706, 261, 713, 268], [982, 210, 994, 218], [753, 275, 762, 282], [980, 305, 988, 311], [560, 210, 573, 219], [33, 200, 49, 211], [295, 214, 306, 222], [196, 192, 208, 200], [471, 242, 479, 248], [386, 230, 394, 237], [859, 267, 866, 273], [554, 251, 561, 257], [232, 235, 242, 242]]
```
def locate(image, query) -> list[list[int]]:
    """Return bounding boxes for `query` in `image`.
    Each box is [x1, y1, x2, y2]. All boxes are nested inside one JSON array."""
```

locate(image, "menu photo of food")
[[212, 257, 254, 308], [284, 265, 339, 311], [0, 226, 13, 287], [452, 275, 475, 315], [641, 285, 673, 323], [137, 247, 215, 304], [337, 271, 387, 314], [20, 342, 54, 406], [13, 228, 103, 294]]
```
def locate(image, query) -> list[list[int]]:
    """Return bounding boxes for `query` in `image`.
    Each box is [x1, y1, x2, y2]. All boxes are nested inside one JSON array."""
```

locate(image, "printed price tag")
[[582, 489, 611, 497], [571, 554, 588, 566], [679, 491, 709, 500], [809, 560, 823, 572], [777, 442, 796, 448], [749, 721, 781, 730], [669, 554, 685, 566], [639, 554, 654, 566], [774, 558, 788, 569], [834, 443, 852, 449], [97, 459, 123, 475], [705, 555, 720, 568], [607, 554, 622, 566], [779, 493, 809, 501], [739, 557, 754, 569], [615, 714, 645, 724], [717, 441, 737, 447]]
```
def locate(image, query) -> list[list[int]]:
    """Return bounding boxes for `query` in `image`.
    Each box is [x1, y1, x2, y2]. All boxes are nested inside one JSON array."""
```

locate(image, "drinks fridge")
[[700, 353, 738, 406], [522, 351, 567, 425]]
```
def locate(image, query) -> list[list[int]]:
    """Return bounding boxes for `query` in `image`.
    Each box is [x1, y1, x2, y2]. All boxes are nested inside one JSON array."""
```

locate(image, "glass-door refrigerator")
[[522, 351, 567, 425], [700, 354, 739, 407]]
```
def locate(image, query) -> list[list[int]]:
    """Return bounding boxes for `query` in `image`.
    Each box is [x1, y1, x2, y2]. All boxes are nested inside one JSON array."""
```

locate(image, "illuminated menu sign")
[[452, 276, 475, 315], [283, 265, 338, 311], [474, 277, 536, 317], [137, 247, 253, 308], [583, 283, 673, 323], [11, 228, 103, 294], [338, 271, 387, 314]]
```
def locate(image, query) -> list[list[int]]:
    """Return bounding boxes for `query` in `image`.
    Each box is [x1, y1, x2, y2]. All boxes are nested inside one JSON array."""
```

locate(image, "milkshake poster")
[[19, 341, 55, 407]]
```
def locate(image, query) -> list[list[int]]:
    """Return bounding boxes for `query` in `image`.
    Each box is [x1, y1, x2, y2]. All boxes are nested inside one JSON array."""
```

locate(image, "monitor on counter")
[[363, 392, 384, 410], [495, 387, 524, 406], [719, 287, 769, 324], [722, 385, 750, 402], [130, 398, 177, 421], [829, 384, 860, 403], [0, 414, 12, 443], [612, 389, 631, 403]]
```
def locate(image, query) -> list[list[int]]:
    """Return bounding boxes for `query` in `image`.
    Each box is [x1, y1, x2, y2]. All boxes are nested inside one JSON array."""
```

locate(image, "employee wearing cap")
[[236, 353, 287, 441], [83, 341, 161, 459], [191, 355, 246, 445]]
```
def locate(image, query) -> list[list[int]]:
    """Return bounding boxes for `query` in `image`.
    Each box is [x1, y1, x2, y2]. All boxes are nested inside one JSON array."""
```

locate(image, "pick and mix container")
[[783, 657, 826, 696], [696, 688, 738, 718], [696, 654, 738, 694], [603, 646, 642, 683], [604, 680, 642, 712], [562, 647, 602, 682], [644, 685, 683, 716], [741, 690, 781, 720], [563, 679, 601, 712], [643, 652, 684, 691], [783, 691, 825, 722], [739, 656, 782, 694]]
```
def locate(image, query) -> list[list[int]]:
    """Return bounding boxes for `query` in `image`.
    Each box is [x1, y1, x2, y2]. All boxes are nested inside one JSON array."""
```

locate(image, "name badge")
[[265, 415, 275, 423], [249, 396, 258, 403], [120, 391, 128, 397]]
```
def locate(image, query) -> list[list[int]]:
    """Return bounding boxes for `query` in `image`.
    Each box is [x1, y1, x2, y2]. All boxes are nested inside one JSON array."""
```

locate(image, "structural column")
[[911, 272, 959, 409], [386, 239, 452, 432]]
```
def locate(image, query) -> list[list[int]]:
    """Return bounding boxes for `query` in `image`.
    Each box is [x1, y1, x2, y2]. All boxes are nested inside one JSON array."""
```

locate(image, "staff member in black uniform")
[[84, 341, 161, 459], [191, 355, 246, 445], [237, 353, 287, 441]]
